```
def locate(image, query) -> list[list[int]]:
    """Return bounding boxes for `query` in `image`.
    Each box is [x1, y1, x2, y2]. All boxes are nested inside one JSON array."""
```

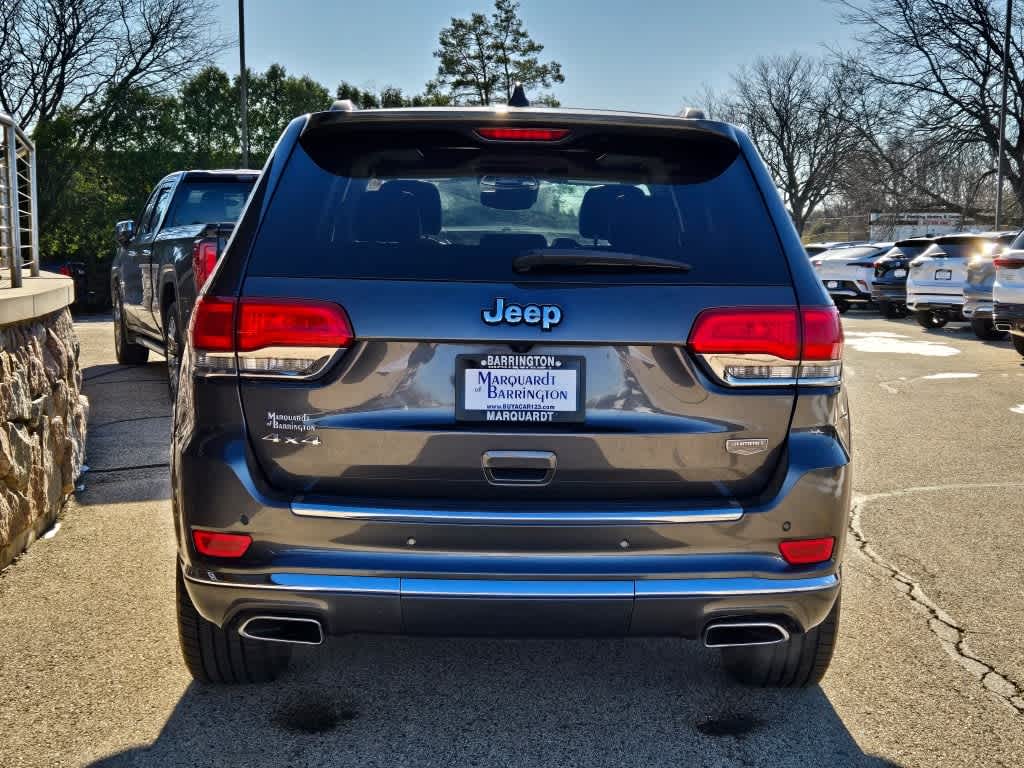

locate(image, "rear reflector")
[[476, 127, 570, 141], [688, 307, 842, 386], [779, 537, 835, 565], [192, 529, 252, 558], [190, 296, 353, 378]]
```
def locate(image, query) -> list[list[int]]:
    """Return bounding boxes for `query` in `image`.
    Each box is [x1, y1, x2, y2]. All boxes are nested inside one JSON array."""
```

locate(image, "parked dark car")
[[870, 237, 934, 318], [172, 102, 849, 688], [110, 170, 258, 395]]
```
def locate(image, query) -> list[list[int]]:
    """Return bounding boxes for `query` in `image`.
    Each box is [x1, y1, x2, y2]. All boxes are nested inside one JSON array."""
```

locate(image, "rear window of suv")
[[246, 127, 789, 284]]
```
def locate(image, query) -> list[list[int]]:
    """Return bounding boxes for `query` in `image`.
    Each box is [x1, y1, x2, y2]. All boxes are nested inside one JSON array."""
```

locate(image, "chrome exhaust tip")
[[238, 615, 325, 646], [703, 621, 790, 648]]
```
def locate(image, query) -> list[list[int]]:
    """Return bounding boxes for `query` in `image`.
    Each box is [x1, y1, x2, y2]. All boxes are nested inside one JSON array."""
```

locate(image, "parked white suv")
[[907, 232, 1015, 329], [993, 230, 1024, 357], [810, 243, 892, 313]]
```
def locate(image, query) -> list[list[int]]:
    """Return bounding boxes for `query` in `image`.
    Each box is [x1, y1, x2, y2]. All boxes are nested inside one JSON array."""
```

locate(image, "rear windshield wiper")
[[512, 249, 692, 273]]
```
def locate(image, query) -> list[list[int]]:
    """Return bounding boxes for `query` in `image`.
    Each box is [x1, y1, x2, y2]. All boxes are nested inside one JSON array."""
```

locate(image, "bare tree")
[[700, 54, 861, 234], [840, 0, 1023, 216], [0, 0, 226, 131]]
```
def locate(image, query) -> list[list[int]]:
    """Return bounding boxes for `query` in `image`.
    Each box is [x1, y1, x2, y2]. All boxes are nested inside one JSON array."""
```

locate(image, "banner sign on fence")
[[869, 212, 962, 241]]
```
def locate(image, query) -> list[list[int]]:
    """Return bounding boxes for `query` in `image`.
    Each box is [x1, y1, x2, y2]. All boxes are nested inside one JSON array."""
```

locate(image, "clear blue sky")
[[213, 0, 855, 114]]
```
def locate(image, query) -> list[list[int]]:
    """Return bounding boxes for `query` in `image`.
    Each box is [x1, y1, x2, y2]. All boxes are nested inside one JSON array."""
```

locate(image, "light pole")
[[995, 0, 1013, 229], [238, 0, 249, 168]]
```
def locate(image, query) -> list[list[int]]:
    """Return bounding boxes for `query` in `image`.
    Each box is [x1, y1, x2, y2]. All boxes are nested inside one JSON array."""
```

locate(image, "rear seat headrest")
[[579, 184, 646, 240], [379, 180, 442, 235], [354, 187, 422, 243]]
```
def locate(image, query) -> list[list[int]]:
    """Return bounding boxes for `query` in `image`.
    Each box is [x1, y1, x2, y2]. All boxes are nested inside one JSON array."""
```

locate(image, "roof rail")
[[330, 99, 358, 112]]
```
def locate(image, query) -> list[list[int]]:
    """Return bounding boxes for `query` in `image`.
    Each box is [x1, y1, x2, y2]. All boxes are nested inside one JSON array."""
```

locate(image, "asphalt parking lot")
[[1, 313, 1023, 767]]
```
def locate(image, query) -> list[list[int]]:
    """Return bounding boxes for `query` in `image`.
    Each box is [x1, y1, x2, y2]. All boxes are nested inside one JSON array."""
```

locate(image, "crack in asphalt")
[[850, 484, 1024, 715]]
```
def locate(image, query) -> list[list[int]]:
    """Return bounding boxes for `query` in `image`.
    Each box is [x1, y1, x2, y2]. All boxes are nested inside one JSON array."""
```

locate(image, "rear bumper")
[[906, 291, 964, 312], [962, 299, 993, 319], [181, 565, 841, 638], [994, 302, 1024, 329], [870, 282, 906, 303], [824, 280, 872, 303], [173, 426, 850, 639]]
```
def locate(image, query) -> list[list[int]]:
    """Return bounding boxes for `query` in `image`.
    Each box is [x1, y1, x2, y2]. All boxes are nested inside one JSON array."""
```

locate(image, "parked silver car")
[[963, 231, 1018, 339], [810, 243, 893, 313], [907, 232, 1016, 329], [993, 230, 1024, 356]]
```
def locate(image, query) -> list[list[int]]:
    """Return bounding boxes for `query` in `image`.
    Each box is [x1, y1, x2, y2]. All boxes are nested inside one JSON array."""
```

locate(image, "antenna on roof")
[[330, 99, 358, 112], [679, 107, 706, 119], [508, 83, 530, 107]]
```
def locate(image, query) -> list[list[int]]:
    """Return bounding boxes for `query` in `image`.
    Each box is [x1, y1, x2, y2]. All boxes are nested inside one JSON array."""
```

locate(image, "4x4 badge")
[[262, 433, 321, 446], [482, 297, 562, 331]]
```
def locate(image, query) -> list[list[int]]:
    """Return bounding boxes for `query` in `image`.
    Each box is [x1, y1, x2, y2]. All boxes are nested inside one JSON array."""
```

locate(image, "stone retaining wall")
[[0, 308, 88, 570]]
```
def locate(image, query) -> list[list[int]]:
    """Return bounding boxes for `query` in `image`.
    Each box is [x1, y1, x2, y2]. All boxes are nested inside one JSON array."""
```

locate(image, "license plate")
[[456, 354, 585, 423], [935, 269, 952, 280], [826, 280, 838, 289], [894, 268, 907, 278]]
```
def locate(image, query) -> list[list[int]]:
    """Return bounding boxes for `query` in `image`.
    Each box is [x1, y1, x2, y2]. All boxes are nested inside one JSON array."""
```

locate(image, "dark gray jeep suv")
[[172, 103, 850, 688]]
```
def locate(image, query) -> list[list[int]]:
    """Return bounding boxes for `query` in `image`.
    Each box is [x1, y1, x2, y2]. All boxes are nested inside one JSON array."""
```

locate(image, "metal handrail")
[[0, 112, 40, 288]]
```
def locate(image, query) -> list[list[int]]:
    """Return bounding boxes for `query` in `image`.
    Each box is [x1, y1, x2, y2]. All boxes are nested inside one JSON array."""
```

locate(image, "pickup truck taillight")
[[190, 296, 353, 378], [688, 306, 843, 386], [191, 239, 219, 291]]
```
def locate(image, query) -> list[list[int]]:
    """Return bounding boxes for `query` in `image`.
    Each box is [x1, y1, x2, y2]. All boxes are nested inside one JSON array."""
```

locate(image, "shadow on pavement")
[[87, 635, 902, 768]]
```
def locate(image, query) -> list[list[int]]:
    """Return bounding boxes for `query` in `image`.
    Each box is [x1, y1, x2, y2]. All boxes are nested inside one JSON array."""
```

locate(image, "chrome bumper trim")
[[183, 566, 839, 599], [634, 573, 838, 597], [290, 501, 743, 525]]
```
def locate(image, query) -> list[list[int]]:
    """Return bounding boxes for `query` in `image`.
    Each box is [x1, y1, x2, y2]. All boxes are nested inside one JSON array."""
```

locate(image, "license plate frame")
[[455, 354, 586, 424], [935, 269, 953, 280]]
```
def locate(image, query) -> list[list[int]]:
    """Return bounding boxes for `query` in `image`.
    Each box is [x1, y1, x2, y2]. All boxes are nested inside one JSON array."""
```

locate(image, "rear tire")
[[113, 290, 149, 364], [721, 593, 840, 688], [164, 301, 182, 402], [916, 309, 947, 329], [1012, 333, 1024, 357], [834, 299, 850, 314], [970, 317, 1007, 341], [176, 567, 291, 684]]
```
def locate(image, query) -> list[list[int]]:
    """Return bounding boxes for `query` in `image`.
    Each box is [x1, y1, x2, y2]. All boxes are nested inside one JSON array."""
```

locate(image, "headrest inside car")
[[354, 187, 422, 243], [578, 184, 646, 240], [379, 180, 442, 235]]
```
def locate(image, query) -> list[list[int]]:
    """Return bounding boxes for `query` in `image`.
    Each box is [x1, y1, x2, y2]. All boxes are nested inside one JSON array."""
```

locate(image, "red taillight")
[[189, 296, 353, 377], [476, 127, 570, 141], [801, 307, 844, 360], [779, 537, 835, 565], [192, 239, 219, 290], [689, 308, 801, 360], [191, 295, 236, 351], [688, 307, 842, 385], [192, 529, 252, 558], [58, 265, 72, 277], [235, 299, 353, 352], [994, 256, 1024, 269]]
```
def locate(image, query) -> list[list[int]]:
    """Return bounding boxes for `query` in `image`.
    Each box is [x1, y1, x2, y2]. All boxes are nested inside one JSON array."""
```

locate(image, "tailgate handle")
[[482, 451, 556, 486]]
